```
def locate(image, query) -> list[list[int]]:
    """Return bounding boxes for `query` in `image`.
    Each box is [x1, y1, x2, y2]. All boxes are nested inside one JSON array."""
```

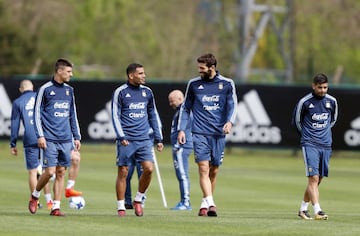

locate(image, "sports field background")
[[0, 141, 359, 236]]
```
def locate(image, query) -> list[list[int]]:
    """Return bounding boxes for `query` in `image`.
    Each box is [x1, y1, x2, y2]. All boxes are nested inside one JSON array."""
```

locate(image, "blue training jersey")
[[34, 79, 81, 142], [178, 73, 237, 136], [292, 92, 338, 148], [170, 105, 193, 149], [111, 82, 163, 143], [10, 91, 38, 148]]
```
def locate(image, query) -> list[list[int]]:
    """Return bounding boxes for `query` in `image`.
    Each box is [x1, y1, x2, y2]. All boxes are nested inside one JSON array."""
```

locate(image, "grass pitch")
[[0, 141, 359, 236]]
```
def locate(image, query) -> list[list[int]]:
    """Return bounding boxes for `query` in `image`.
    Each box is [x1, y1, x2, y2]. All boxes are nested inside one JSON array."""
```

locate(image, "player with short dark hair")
[[292, 73, 338, 220], [178, 53, 237, 217], [112, 63, 163, 217], [28, 58, 81, 216]]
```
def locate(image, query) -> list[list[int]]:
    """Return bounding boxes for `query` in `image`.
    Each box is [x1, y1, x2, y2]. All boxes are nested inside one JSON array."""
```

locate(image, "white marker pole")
[[152, 148, 167, 208]]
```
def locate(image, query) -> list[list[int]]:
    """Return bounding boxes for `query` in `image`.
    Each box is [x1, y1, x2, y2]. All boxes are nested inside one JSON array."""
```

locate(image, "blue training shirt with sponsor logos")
[[170, 105, 193, 149], [10, 91, 38, 148], [292, 92, 338, 148], [34, 79, 81, 142], [111, 82, 163, 143], [178, 73, 237, 136]]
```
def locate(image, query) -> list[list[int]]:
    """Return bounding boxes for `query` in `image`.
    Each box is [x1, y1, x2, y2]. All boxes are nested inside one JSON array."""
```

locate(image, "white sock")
[[32, 189, 41, 199], [134, 192, 145, 202], [205, 196, 215, 207], [44, 193, 52, 203], [66, 180, 75, 189], [117, 200, 125, 211], [313, 203, 321, 214], [200, 198, 208, 209], [300, 200, 310, 211], [52, 200, 61, 210], [50, 174, 56, 182]]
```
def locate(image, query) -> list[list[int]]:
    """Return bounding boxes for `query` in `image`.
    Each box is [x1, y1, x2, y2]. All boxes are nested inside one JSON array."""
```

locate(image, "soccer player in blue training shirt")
[[28, 58, 81, 217], [112, 63, 164, 217], [292, 73, 338, 220], [10, 80, 53, 210], [168, 89, 193, 210], [178, 53, 237, 217]]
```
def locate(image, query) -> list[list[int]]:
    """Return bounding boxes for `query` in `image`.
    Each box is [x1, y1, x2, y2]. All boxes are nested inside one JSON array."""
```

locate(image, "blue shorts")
[[302, 145, 332, 177], [24, 146, 41, 170], [193, 134, 225, 166], [42, 141, 72, 168], [116, 139, 154, 166]]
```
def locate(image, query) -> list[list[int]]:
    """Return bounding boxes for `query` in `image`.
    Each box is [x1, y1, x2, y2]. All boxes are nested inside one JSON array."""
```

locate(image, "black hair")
[[197, 53, 217, 68], [126, 63, 143, 77], [313, 73, 328, 84], [55, 58, 73, 72]]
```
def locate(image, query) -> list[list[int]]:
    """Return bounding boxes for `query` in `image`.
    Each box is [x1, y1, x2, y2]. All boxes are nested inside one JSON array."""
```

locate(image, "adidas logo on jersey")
[[26, 98, 35, 125], [226, 89, 281, 144], [344, 117, 360, 146], [0, 83, 12, 136], [25, 97, 35, 111], [87, 101, 116, 139]]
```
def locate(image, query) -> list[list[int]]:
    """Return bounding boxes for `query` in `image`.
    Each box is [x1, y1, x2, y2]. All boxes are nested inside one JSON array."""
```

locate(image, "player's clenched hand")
[[10, 147, 18, 156], [121, 140, 129, 146], [156, 143, 164, 152], [74, 139, 81, 151], [223, 121, 232, 134], [177, 131, 186, 144], [37, 137, 47, 149]]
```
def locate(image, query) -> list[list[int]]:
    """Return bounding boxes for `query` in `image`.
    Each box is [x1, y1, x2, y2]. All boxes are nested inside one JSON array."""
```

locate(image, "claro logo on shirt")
[[0, 83, 12, 136], [53, 102, 70, 117], [226, 89, 281, 144]]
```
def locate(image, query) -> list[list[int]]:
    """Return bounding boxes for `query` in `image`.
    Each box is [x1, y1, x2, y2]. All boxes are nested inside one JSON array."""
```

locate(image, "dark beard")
[[200, 71, 211, 80]]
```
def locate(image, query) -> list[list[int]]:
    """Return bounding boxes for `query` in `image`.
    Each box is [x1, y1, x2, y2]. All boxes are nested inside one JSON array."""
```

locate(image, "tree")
[[1, 0, 360, 84]]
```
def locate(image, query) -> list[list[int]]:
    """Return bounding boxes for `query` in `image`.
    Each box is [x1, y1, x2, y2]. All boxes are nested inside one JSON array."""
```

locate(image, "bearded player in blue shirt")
[[293, 73, 338, 220], [178, 53, 237, 217], [112, 63, 163, 217], [28, 59, 81, 216]]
